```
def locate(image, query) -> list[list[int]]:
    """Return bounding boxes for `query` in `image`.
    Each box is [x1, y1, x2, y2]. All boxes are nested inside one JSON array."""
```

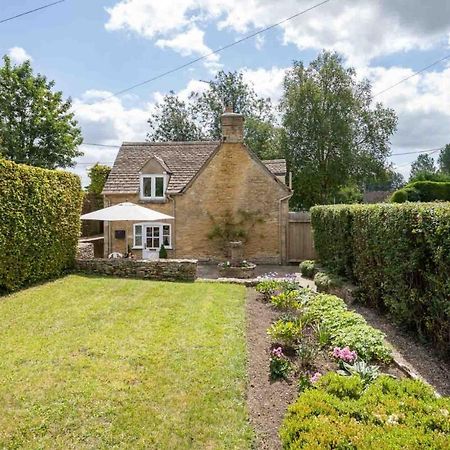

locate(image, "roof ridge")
[[121, 141, 220, 147]]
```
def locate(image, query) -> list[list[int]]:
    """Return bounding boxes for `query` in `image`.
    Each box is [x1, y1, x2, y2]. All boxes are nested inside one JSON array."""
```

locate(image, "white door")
[[142, 225, 160, 260]]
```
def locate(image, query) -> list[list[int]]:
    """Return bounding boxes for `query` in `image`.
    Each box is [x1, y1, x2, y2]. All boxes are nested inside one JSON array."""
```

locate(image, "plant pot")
[[218, 262, 256, 279]]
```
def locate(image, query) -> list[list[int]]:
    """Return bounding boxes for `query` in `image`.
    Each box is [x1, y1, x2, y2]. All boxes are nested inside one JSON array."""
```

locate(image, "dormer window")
[[140, 174, 166, 200]]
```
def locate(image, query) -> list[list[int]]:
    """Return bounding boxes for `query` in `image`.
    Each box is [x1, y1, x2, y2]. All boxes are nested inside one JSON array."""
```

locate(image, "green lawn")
[[0, 275, 253, 449]]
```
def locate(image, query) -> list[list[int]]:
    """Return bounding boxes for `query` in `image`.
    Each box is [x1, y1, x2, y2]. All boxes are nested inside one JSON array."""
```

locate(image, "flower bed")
[[254, 279, 450, 448]]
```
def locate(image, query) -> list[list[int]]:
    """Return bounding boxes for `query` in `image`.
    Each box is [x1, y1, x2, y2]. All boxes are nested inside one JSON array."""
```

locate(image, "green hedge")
[[391, 181, 450, 203], [0, 160, 83, 291], [311, 203, 450, 356], [280, 373, 450, 449]]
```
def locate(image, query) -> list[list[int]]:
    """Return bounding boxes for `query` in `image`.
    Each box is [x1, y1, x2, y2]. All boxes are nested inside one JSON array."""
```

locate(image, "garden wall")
[[75, 258, 198, 282], [311, 203, 450, 356], [0, 159, 83, 291]]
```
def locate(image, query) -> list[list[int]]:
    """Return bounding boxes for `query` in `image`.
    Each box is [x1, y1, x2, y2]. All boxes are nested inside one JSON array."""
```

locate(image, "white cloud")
[[105, 0, 450, 66], [8, 47, 32, 64], [242, 66, 287, 103]]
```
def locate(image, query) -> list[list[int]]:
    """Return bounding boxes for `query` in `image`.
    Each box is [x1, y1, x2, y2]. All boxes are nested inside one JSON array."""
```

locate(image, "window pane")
[[154, 238, 160, 248], [146, 227, 153, 237], [153, 227, 160, 237], [143, 177, 152, 197], [135, 225, 142, 236], [163, 236, 170, 246], [155, 177, 164, 197], [163, 225, 170, 235], [135, 236, 142, 247]]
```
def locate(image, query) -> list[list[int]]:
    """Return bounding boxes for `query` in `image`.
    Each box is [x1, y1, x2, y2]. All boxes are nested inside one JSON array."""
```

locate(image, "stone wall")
[[76, 242, 95, 260], [75, 258, 197, 282]]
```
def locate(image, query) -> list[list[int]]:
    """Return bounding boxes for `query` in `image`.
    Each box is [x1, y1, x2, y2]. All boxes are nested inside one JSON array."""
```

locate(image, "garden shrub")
[[304, 294, 391, 362], [280, 373, 450, 449], [0, 159, 83, 291], [299, 260, 317, 278], [255, 279, 299, 300], [391, 181, 450, 203], [313, 270, 343, 293], [267, 319, 304, 347], [311, 203, 450, 357]]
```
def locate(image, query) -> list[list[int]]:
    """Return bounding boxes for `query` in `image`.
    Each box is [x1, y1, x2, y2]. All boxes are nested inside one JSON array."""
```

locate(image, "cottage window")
[[140, 175, 166, 200], [133, 223, 172, 249]]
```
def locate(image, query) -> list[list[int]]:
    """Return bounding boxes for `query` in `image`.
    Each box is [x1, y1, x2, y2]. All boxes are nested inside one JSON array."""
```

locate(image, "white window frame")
[[133, 222, 172, 250], [140, 174, 167, 200]]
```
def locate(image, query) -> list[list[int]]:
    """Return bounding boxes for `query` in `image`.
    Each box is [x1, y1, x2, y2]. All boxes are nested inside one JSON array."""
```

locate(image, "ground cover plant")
[[0, 276, 253, 449], [311, 203, 450, 356], [255, 279, 449, 449]]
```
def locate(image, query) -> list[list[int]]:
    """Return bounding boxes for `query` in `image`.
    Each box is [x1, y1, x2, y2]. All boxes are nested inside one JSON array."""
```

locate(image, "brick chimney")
[[221, 106, 244, 142]]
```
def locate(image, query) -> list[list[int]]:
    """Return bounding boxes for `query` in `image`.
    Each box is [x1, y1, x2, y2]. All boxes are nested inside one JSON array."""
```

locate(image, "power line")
[[392, 148, 441, 169], [391, 147, 444, 157], [77, 0, 333, 108], [0, 0, 65, 25], [373, 53, 450, 98]]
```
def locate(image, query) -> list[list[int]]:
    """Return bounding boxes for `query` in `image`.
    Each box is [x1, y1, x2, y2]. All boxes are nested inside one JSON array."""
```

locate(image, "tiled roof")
[[103, 141, 287, 194]]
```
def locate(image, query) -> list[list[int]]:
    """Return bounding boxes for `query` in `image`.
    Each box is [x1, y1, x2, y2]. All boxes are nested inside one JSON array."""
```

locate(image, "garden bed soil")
[[246, 288, 298, 450]]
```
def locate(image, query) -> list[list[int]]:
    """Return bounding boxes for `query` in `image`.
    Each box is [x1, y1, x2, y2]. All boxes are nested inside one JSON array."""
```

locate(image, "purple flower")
[[272, 347, 284, 358], [332, 346, 357, 363], [309, 372, 322, 383]]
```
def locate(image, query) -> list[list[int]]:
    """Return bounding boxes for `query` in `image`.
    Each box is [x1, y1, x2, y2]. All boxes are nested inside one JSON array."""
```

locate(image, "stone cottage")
[[102, 108, 292, 263]]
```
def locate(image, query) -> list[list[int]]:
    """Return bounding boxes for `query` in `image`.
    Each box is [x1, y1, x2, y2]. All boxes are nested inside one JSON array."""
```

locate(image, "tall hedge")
[[391, 180, 450, 203], [311, 203, 450, 356], [0, 159, 83, 291]]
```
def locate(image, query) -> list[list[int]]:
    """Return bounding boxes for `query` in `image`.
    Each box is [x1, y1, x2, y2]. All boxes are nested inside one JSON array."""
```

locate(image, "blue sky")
[[2, 0, 450, 184]]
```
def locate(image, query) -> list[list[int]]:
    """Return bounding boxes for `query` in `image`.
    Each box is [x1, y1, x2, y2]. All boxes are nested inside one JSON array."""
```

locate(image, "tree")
[[86, 163, 111, 194], [146, 71, 283, 159], [438, 144, 450, 174], [147, 92, 203, 142], [0, 56, 82, 168], [280, 51, 398, 209], [409, 153, 436, 181]]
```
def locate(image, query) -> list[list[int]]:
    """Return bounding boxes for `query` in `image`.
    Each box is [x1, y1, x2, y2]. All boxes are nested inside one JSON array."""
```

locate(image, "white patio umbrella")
[[81, 202, 174, 256]]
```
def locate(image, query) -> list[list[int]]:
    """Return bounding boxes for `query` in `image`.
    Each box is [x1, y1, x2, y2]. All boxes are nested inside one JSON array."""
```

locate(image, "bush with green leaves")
[[311, 203, 450, 356], [313, 271, 343, 293], [267, 319, 304, 347], [281, 373, 450, 449], [391, 180, 450, 203], [0, 159, 83, 291], [270, 347, 293, 380], [303, 294, 391, 362], [337, 360, 380, 386], [299, 260, 317, 278], [255, 279, 299, 300]]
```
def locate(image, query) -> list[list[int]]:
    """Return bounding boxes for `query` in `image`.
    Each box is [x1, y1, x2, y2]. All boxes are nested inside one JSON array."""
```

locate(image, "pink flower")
[[310, 372, 322, 383], [332, 346, 357, 363], [272, 347, 284, 358]]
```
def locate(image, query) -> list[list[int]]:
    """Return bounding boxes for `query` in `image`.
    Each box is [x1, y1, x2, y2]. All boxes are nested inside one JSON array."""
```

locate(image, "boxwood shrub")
[[0, 159, 83, 291], [311, 203, 450, 357], [391, 180, 450, 203], [280, 373, 450, 449]]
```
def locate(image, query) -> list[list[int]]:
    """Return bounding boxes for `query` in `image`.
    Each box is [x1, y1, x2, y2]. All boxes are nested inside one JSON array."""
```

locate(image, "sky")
[[1, 0, 450, 185]]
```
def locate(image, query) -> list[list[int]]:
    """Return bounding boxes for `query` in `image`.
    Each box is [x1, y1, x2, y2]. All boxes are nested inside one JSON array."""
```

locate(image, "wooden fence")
[[287, 211, 316, 262]]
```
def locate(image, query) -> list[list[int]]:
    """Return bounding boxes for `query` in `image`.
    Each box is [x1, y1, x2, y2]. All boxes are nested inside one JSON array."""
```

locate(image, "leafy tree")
[[86, 163, 111, 194], [366, 168, 405, 191], [409, 153, 436, 181], [280, 51, 398, 209], [147, 92, 203, 141], [438, 144, 450, 174], [146, 71, 282, 159], [0, 56, 82, 168]]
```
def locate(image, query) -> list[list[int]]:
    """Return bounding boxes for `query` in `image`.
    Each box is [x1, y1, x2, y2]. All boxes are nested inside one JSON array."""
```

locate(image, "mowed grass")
[[0, 275, 253, 449]]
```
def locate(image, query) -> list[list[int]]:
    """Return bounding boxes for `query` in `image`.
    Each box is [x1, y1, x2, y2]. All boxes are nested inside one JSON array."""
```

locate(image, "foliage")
[[270, 347, 293, 380], [313, 322, 332, 348], [207, 209, 264, 255], [313, 270, 343, 293], [0, 159, 82, 291], [299, 260, 317, 278], [255, 280, 286, 300], [365, 168, 405, 191], [281, 373, 450, 449], [391, 180, 450, 203], [280, 50, 397, 209], [0, 277, 253, 448], [147, 91, 203, 141], [334, 184, 363, 204], [146, 71, 282, 159], [337, 360, 380, 386], [267, 319, 304, 347], [86, 163, 111, 195], [270, 290, 302, 309], [0, 56, 82, 169], [296, 339, 319, 368], [311, 203, 450, 356], [438, 144, 450, 174], [159, 244, 168, 259], [409, 153, 437, 181], [304, 294, 391, 362]]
